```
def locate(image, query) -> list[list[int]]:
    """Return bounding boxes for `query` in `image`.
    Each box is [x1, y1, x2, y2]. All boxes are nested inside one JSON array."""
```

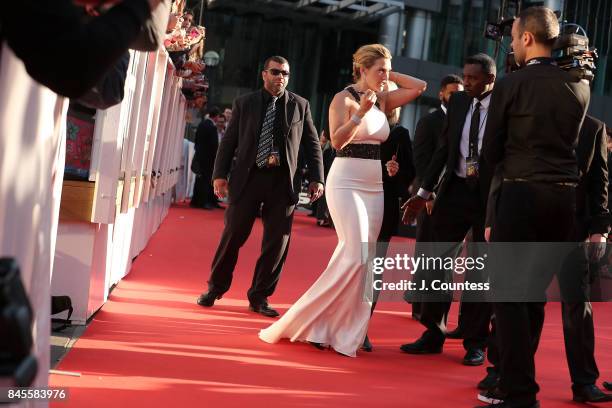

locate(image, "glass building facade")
[[196, 0, 612, 133]]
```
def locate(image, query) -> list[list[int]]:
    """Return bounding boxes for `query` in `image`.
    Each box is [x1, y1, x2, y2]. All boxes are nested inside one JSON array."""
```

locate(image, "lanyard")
[[525, 58, 556, 67]]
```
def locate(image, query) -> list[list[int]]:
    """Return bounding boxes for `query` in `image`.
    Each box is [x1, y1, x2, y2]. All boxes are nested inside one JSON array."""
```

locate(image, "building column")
[[543, 0, 564, 13], [406, 9, 431, 60], [379, 11, 401, 55]]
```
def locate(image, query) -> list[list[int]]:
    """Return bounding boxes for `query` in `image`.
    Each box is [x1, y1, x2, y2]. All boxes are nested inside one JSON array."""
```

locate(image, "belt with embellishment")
[[336, 143, 380, 160], [503, 178, 578, 188]]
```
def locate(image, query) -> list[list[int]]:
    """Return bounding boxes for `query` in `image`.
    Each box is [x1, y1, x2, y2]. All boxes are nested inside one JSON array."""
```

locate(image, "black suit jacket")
[[482, 61, 590, 185], [486, 115, 609, 239], [413, 107, 445, 188], [421, 91, 491, 205], [382, 124, 414, 199], [213, 89, 324, 204], [195, 118, 218, 176]]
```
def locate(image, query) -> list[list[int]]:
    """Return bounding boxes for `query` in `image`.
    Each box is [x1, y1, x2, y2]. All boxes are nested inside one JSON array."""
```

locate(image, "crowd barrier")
[[51, 47, 187, 326], [0, 43, 69, 399]]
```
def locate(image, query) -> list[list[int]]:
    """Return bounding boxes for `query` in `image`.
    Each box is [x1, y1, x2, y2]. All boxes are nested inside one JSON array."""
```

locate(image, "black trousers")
[[491, 181, 576, 405], [192, 172, 216, 207], [408, 209, 435, 318], [487, 254, 599, 387], [418, 175, 491, 351], [372, 187, 401, 306], [207, 166, 295, 306]]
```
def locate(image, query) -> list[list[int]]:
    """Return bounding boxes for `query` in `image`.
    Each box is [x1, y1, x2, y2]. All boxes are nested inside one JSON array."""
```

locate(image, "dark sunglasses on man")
[[266, 69, 290, 77]]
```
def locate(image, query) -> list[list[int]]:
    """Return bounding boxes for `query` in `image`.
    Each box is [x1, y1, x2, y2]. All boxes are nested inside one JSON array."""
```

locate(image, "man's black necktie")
[[256, 96, 278, 168], [466, 101, 481, 190], [469, 101, 481, 159]]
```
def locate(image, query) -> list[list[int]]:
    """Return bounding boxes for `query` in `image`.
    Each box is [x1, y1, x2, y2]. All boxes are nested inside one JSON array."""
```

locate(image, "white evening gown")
[[259, 103, 389, 357]]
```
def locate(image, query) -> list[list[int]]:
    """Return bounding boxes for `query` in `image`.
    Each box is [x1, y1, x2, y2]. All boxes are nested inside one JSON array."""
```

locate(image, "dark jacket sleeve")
[[213, 98, 241, 180], [396, 127, 415, 197], [482, 77, 511, 173], [422, 106, 452, 192], [413, 114, 438, 181], [75, 52, 130, 110], [130, 0, 170, 51], [586, 122, 610, 235], [1, 0, 151, 98], [485, 165, 504, 229], [301, 101, 324, 185]]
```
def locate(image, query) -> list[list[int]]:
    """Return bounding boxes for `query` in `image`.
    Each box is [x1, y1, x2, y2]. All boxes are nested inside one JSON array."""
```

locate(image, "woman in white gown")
[[259, 44, 426, 357]]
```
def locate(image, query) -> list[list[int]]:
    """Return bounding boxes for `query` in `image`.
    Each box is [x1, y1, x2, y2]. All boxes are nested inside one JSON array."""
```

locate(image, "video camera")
[[0, 258, 38, 388], [484, 16, 597, 81], [553, 28, 597, 82]]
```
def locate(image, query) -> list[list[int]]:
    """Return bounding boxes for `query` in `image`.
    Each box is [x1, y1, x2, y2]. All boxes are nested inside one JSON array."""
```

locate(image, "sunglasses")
[[266, 69, 290, 77]]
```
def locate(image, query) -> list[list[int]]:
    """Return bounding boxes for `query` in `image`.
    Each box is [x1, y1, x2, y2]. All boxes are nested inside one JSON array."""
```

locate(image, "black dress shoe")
[[446, 327, 463, 339], [309, 341, 326, 350], [477, 367, 500, 391], [361, 335, 373, 352], [197, 291, 222, 307], [400, 337, 443, 354], [249, 303, 280, 317], [478, 388, 505, 405], [476, 401, 539, 408], [572, 384, 612, 403], [463, 348, 485, 366]]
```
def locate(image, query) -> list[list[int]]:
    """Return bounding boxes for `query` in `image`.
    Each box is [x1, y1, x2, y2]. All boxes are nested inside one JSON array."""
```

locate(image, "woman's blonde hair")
[[352, 44, 392, 82]]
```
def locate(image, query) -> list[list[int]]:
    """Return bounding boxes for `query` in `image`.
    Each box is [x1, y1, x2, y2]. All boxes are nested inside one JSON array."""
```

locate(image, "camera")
[[484, 18, 515, 42], [484, 16, 597, 81], [0, 258, 38, 387], [553, 31, 597, 82]]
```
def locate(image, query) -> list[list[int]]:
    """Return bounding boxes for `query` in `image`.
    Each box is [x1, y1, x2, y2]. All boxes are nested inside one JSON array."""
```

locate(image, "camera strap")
[[525, 57, 556, 67]]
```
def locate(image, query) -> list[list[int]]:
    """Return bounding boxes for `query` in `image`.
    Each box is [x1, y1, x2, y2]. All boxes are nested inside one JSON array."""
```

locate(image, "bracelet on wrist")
[[350, 114, 362, 125]]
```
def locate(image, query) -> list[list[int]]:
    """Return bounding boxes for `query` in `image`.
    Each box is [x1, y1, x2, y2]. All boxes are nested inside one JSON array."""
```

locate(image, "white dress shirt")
[[455, 93, 491, 177], [417, 94, 491, 200]]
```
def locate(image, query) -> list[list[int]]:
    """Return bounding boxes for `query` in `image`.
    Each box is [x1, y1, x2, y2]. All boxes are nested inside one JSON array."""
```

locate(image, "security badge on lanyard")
[[466, 102, 486, 180], [266, 142, 281, 168], [466, 156, 479, 178]]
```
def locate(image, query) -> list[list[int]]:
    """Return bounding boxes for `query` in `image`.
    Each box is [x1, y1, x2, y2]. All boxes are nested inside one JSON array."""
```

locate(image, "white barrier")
[[0, 43, 69, 402], [52, 48, 187, 324]]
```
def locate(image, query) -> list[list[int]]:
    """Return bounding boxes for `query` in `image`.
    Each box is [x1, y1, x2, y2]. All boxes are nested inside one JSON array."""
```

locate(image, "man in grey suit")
[[197, 56, 324, 317]]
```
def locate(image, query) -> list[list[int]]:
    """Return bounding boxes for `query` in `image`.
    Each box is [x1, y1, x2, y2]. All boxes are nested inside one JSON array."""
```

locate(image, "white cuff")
[[417, 188, 431, 200]]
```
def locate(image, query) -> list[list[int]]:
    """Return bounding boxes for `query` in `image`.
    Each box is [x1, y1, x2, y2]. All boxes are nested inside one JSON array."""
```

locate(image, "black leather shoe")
[[309, 341, 326, 350], [463, 348, 485, 366], [400, 337, 443, 354], [361, 335, 373, 352], [476, 401, 539, 408], [572, 384, 612, 403], [249, 303, 279, 317], [446, 327, 463, 339], [478, 388, 505, 405], [196, 291, 222, 307], [477, 367, 500, 391]]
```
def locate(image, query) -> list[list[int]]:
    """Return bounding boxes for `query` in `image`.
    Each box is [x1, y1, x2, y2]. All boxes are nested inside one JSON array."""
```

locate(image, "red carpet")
[[51, 203, 612, 407]]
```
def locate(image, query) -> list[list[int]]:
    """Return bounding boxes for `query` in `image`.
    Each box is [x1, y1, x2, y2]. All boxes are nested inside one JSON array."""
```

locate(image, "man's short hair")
[[263, 56, 289, 70], [440, 74, 463, 90], [518, 6, 560, 48], [464, 53, 497, 77], [208, 106, 221, 118]]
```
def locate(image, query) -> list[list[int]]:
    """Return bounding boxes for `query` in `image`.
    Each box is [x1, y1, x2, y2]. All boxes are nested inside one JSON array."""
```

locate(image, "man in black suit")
[[479, 115, 612, 405], [191, 106, 222, 209], [196, 56, 324, 317], [409, 74, 464, 322], [479, 7, 590, 408], [400, 54, 496, 366]]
